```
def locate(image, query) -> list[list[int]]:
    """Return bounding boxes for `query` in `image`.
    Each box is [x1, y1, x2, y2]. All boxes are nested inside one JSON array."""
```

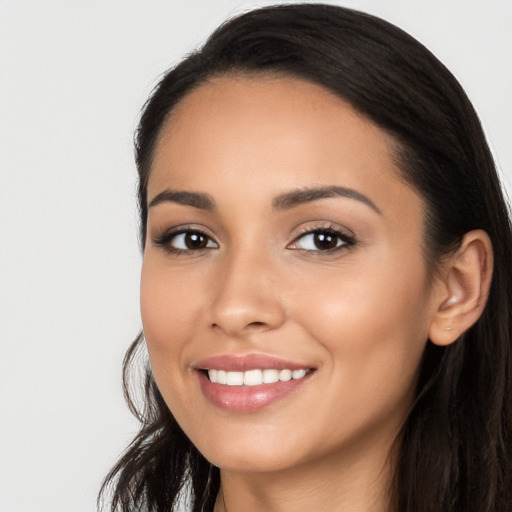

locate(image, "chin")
[[207, 449, 300, 474], [190, 426, 307, 473]]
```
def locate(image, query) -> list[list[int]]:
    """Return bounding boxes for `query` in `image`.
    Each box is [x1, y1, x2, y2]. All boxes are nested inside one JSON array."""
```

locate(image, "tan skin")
[[141, 76, 493, 512]]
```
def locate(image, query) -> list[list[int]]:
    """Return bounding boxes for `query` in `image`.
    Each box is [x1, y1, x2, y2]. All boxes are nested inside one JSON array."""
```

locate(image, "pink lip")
[[194, 354, 314, 413], [197, 372, 312, 412], [195, 353, 310, 371]]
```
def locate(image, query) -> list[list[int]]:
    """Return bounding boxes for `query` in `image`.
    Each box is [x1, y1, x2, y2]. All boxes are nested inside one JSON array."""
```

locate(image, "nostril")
[[210, 297, 286, 336], [211, 320, 271, 336]]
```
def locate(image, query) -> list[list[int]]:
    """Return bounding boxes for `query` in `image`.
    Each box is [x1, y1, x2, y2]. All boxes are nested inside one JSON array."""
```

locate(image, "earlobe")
[[429, 230, 493, 346]]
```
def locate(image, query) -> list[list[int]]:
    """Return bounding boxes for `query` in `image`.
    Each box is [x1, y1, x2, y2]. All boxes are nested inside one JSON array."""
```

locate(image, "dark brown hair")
[[99, 4, 512, 511]]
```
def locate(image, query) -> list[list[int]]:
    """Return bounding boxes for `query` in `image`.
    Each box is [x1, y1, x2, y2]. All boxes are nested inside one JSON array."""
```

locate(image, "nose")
[[209, 250, 286, 338]]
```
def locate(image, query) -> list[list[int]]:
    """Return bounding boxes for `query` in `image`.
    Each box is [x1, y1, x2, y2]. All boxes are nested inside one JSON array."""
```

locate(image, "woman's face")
[[141, 76, 439, 473]]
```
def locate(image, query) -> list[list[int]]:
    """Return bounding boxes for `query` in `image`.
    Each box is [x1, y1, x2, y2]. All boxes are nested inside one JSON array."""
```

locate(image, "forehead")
[[148, 75, 421, 222], [154, 75, 396, 173]]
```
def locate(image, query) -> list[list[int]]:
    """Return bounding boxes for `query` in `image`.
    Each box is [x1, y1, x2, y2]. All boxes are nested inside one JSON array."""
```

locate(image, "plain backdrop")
[[0, 1, 511, 511]]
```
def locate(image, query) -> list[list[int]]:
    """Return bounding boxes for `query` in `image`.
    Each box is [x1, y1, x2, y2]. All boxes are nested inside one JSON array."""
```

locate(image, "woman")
[[99, 4, 512, 511]]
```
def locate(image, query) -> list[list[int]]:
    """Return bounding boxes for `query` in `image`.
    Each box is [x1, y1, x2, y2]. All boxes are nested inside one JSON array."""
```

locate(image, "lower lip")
[[197, 371, 312, 412]]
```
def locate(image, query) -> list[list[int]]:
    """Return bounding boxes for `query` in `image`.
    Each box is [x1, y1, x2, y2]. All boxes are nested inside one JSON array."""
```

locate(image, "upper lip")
[[194, 353, 313, 372]]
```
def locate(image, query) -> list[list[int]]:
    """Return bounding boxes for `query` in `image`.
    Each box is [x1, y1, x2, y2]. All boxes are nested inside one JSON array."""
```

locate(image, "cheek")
[[140, 256, 205, 340], [292, 256, 432, 393], [140, 259, 200, 379], [297, 257, 429, 327], [139, 260, 207, 428]]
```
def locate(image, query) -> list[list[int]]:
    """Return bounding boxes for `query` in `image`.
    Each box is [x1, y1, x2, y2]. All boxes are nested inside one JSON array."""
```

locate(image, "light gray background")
[[1, 1, 511, 511]]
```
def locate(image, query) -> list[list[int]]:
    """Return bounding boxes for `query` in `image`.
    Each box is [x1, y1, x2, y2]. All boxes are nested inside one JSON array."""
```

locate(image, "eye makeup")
[[288, 223, 356, 254], [152, 225, 218, 256], [151, 221, 357, 258]]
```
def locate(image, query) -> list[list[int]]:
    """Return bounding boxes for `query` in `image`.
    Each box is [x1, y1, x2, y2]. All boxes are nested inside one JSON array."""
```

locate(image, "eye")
[[153, 228, 218, 253], [289, 228, 355, 252]]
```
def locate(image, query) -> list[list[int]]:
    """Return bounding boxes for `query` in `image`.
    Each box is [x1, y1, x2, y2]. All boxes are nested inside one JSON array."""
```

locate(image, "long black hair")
[[99, 4, 512, 511]]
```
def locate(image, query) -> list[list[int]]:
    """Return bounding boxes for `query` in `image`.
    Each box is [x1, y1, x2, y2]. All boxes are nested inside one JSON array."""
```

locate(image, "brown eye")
[[312, 232, 339, 250], [183, 232, 209, 249], [290, 228, 355, 252], [154, 229, 218, 253]]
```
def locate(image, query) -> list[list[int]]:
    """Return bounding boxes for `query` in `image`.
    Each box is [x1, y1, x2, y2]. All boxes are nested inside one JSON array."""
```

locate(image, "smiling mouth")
[[205, 368, 312, 386], [197, 363, 315, 412]]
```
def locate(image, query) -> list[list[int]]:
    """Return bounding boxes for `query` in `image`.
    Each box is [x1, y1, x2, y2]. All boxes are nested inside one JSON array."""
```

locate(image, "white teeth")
[[278, 369, 292, 381], [243, 369, 263, 386], [217, 370, 227, 384], [207, 368, 309, 385], [226, 371, 244, 386], [263, 369, 279, 384], [292, 369, 306, 380]]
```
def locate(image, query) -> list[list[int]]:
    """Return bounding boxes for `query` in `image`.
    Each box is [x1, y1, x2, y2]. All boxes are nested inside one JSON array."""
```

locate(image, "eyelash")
[[152, 224, 356, 255], [152, 227, 217, 256], [289, 224, 356, 254]]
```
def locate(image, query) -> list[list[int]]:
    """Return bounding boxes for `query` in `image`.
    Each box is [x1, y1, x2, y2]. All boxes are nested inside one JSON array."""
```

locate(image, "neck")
[[213, 438, 396, 512]]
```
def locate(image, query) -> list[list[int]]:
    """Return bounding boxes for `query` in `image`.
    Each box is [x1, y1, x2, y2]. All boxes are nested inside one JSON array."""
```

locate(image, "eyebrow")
[[148, 189, 216, 210], [148, 185, 381, 215], [272, 186, 382, 214]]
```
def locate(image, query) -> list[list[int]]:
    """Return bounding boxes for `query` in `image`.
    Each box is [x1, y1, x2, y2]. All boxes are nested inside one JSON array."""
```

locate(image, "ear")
[[429, 230, 493, 346]]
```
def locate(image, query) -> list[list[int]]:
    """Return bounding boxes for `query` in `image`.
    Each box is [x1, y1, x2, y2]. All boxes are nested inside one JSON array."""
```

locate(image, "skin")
[[140, 75, 485, 511]]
